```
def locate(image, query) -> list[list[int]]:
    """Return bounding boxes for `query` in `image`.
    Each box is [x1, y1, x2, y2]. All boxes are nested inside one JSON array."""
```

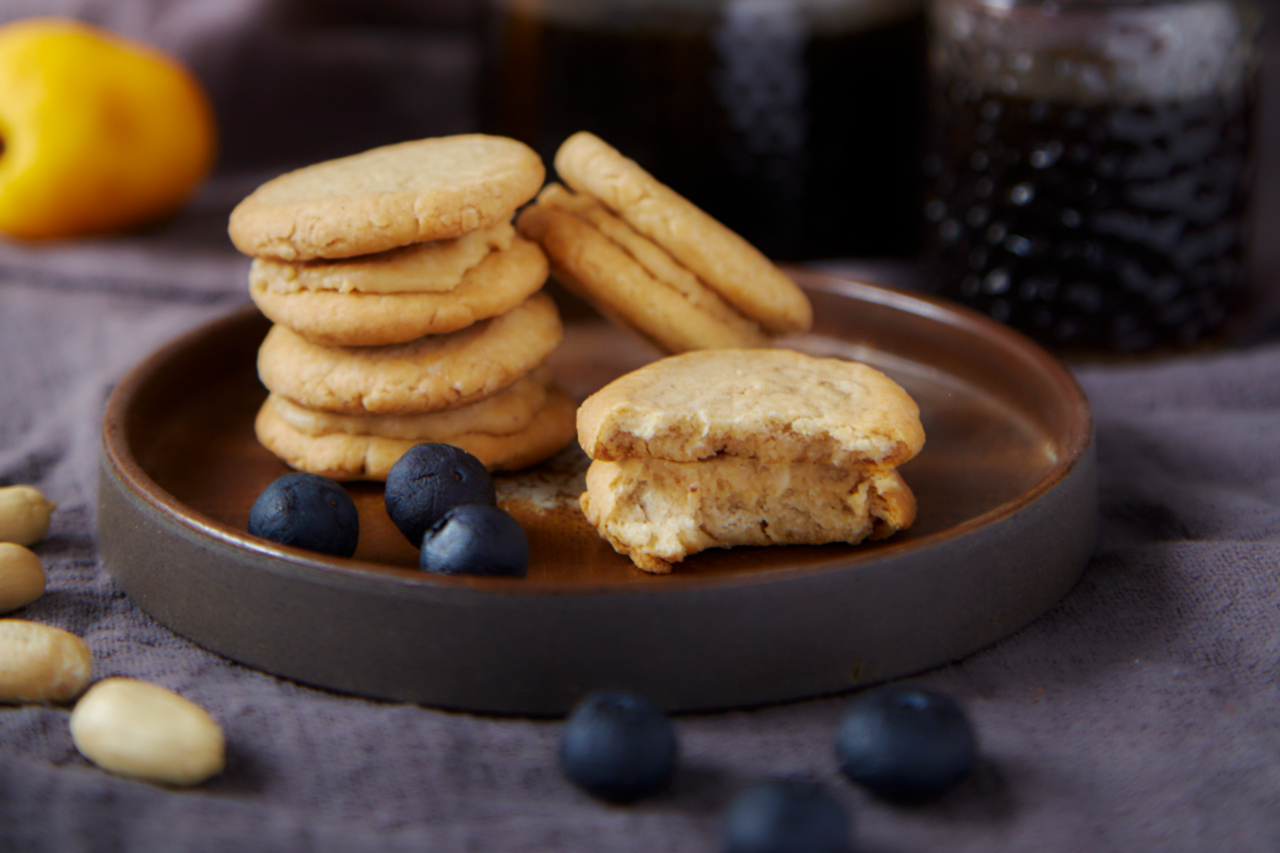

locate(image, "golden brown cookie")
[[228, 135, 545, 261], [581, 460, 916, 574], [517, 185, 768, 353], [266, 364, 553, 441], [255, 386, 578, 481], [577, 348, 925, 468], [552, 131, 811, 336], [256, 291, 564, 416], [249, 235, 549, 346], [250, 222, 516, 296]]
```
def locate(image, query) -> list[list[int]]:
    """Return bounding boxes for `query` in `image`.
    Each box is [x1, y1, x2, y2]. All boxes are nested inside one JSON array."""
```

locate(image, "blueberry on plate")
[[559, 691, 678, 804], [835, 685, 977, 804], [385, 443, 496, 547], [248, 472, 359, 558], [419, 504, 528, 577], [723, 777, 851, 853]]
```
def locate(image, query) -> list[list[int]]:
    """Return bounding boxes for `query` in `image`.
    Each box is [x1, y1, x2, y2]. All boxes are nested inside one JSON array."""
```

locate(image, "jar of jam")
[[481, 0, 928, 261], [922, 0, 1264, 353]]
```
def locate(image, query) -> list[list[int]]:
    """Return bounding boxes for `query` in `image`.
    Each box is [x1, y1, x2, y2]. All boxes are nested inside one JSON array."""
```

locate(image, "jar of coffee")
[[481, 0, 928, 261], [922, 0, 1264, 353]]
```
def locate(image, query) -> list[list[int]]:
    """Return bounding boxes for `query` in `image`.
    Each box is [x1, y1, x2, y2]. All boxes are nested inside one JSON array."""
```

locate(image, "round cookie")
[[249, 221, 515, 296], [517, 187, 767, 353], [266, 365, 553, 441], [228, 135, 545, 261], [576, 348, 925, 468], [255, 387, 578, 481], [249, 236, 549, 346], [553, 131, 811, 335], [257, 291, 564, 416]]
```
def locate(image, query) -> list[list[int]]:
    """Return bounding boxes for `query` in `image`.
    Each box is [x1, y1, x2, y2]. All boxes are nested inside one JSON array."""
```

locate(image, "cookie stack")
[[228, 135, 577, 481], [517, 132, 813, 354], [575, 348, 926, 573]]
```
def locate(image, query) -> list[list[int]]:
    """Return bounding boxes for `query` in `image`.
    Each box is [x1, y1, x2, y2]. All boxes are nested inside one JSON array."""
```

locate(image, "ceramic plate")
[[98, 271, 1095, 714]]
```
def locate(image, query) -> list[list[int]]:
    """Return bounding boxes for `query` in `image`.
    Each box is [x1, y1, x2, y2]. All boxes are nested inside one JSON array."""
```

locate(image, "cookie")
[[257, 291, 563, 416], [228, 135, 545, 261], [249, 234, 549, 346], [517, 185, 768, 353], [551, 131, 812, 336], [577, 348, 925, 468], [250, 221, 516, 296], [255, 386, 578, 481], [581, 460, 916, 574], [266, 364, 552, 441]]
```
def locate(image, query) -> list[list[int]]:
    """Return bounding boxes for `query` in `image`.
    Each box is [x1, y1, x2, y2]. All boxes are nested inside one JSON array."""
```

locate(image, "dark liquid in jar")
[[923, 78, 1258, 352], [482, 8, 926, 260]]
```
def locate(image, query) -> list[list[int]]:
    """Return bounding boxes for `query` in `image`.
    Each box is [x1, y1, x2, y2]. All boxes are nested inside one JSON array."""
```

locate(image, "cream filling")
[[269, 364, 552, 440], [252, 221, 516, 295], [536, 184, 763, 335], [583, 456, 913, 567]]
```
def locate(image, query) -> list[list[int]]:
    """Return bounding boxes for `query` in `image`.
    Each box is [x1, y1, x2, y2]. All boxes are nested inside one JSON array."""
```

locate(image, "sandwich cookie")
[[249, 233, 549, 346], [229, 134, 545, 261], [256, 291, 563, 416], [256, 364, 577, 481], [517, 131, 812, 353], [574, 348, 925, 573]]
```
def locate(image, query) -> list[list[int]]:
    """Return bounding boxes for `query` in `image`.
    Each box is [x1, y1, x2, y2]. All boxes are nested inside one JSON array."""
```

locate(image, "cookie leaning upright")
[[576, 349, 925, 574], [517, 132, 811, 353]]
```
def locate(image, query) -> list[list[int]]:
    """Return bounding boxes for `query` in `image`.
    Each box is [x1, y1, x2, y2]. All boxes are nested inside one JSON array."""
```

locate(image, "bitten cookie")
[[228, 135, 545, 261], [249, 234, 549, 346], [577, 348, 925, 468], [582, 460, 916, 574], [256, 291, 564, 415], [518, 131, 811, 348], [575, 347, 925, 573]]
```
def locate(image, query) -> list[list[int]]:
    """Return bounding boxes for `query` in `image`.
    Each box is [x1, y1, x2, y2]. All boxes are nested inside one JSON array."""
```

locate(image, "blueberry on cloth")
[[723, 776, 851, 853], [419, 504, 528, 576], [248, 472, 359, 558], [835, 685, 977, 804], [559, 691, 678, 804], [385, 443, 496, 547]]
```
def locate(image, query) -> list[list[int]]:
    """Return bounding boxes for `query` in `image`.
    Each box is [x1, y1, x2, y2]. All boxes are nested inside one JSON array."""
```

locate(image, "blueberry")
[[248, 472, 359, 558], [419, 504, 528, 577], [723, 777, 851, 853], [835, 685, 977, 804], [559, 691, 678, 804], [385, 443, 496, 547]]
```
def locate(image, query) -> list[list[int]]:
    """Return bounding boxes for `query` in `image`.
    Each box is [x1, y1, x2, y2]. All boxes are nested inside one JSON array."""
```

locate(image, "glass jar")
[[922, 0, 1264, 354], [481, 0, 928, 261]]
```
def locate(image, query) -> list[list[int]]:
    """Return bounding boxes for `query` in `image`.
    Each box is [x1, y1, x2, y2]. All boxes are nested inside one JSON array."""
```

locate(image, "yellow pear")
[[0, 18, 217, 239]]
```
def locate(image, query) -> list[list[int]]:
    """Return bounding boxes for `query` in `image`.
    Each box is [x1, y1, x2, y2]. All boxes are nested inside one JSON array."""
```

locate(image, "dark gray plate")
[[98, 271, 1095, 715]]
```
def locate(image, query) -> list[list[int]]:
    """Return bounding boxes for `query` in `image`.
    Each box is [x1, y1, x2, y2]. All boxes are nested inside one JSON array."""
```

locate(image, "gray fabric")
[[3, 1, 1280, 850]]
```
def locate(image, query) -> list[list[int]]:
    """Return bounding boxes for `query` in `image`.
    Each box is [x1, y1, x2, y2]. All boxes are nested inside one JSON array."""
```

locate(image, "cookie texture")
[[249, 236, 549, 346], [228, 135, 545, 261], [517, 186, 767, 353], [577, 349, 925, 467], [554, 131, 811, 335], [582, 460, 916, 574], [266, 365, 552, 441], [250, 222, 516, 295], [256, 387, 578, 481], [257, 291, 563, 415]]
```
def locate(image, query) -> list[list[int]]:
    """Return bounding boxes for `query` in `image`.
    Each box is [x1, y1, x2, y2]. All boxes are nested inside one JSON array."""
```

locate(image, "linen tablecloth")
[[3, 1, 1280, 850]]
